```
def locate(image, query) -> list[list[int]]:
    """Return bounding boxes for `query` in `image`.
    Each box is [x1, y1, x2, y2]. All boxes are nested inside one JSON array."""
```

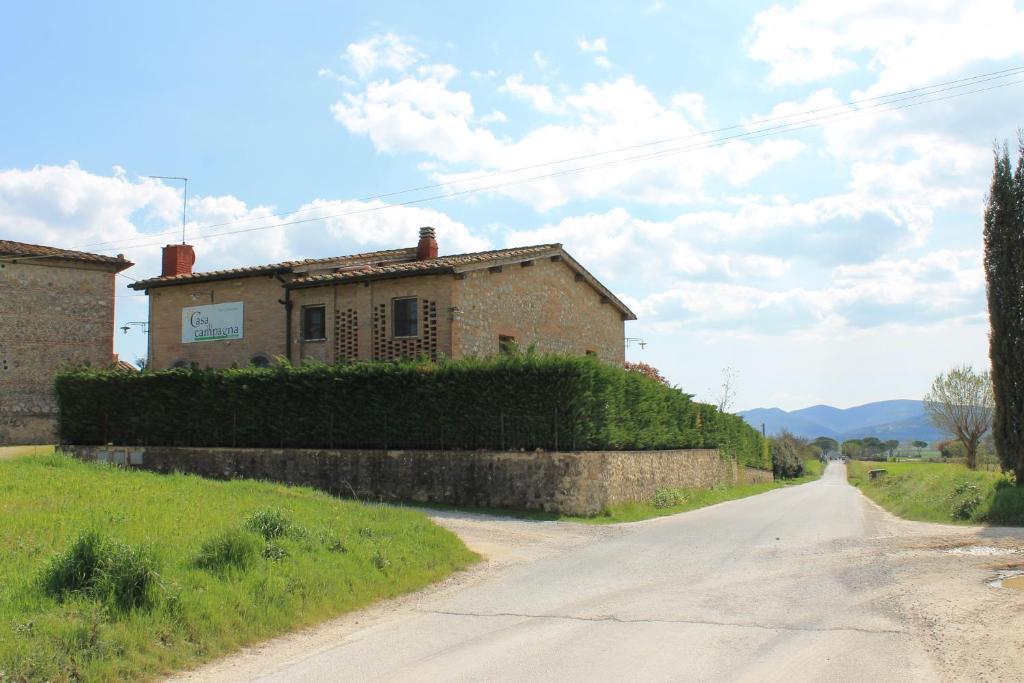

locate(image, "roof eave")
[[286, 265, 457, 289], [0, 253, 135, 273], [129, 266, 291, 291], [552, 249, 637, 321]]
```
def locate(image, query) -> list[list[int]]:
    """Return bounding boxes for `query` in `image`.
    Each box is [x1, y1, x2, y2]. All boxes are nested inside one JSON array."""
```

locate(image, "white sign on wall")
[[181, 302, 244, 343]]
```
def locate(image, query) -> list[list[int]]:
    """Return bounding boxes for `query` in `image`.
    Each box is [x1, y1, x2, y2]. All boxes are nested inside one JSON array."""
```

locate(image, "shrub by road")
[[848, 460, 1024, 525], [54, 354, 771, 470]]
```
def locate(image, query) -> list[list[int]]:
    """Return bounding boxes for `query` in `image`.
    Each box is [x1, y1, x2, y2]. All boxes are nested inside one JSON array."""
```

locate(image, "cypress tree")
[[984, 139, 1024, 481]]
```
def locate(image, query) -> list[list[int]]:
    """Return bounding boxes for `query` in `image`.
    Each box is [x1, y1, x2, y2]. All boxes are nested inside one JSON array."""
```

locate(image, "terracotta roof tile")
[[130, 246, 417, 289], [128, 240, 637, 320], [0, 239, 134, 271], [289, 244, 562, 287]]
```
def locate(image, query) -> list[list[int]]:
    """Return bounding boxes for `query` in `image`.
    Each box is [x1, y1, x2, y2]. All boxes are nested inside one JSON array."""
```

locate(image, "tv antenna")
[[148, 176, 189, 243]]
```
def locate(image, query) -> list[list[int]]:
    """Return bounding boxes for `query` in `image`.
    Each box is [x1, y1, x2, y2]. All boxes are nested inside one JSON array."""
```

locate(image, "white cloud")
[[594, 56, 612, 70], [0, 163, 489, 281], [532, 50, 548, 70], [747, 0, 1024, 91], [416, 63, 459, 82], [670, 92, 707, 124], [334, 59, 803, 210], [331, 77, 506, 165], [499, 74, 564, 114], [345, 33, 422, 79], [629, 248, 983, 335], [505, 207, 797, 285], [480, 110, 508, 124], [577, 37, 608, 53]]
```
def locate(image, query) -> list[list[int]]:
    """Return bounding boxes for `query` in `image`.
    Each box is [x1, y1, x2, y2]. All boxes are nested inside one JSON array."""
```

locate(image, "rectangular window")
[[302, 306, 326, 341], [499, 335, 517, 355], [393, 297, 418, 337]]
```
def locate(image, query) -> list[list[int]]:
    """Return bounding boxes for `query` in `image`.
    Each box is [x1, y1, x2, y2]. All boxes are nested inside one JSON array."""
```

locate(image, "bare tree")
[[923, 365, 994, 470], [714, 366, 737, 414]]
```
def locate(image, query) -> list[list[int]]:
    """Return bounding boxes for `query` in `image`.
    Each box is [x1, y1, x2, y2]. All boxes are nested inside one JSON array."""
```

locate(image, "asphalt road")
[[235, 463, 941, 682]]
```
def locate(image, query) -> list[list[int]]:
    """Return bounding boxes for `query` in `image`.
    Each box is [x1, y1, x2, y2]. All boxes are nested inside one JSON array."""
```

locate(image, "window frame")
[[498, 334, 517, 355], [392, 297, 419, 338], [301, 305, 327, 342]]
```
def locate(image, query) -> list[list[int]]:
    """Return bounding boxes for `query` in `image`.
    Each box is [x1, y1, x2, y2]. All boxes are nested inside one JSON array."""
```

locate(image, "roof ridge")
[[130, 245, 418, 289], [0, 238, 133, 270]]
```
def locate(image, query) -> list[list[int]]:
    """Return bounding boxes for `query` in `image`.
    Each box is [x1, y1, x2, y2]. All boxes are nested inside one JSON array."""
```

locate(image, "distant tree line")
[[835, 437, 900, 462]]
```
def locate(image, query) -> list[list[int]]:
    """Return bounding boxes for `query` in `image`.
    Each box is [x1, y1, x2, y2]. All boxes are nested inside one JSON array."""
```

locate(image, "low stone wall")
[[66, 445, 773, 516], [0, 413, 55, 446]]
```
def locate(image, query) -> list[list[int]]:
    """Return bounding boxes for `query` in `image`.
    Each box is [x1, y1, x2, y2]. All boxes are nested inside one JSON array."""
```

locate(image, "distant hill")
[[738, 400, 948, 443]]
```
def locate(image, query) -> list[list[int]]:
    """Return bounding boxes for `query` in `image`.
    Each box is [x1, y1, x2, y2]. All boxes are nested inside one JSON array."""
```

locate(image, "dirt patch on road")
[[871, 518, 1024, 681]]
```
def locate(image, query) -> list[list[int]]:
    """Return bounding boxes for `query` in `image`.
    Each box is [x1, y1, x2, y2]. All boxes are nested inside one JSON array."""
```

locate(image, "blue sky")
[[3, 0, 1023, 410]]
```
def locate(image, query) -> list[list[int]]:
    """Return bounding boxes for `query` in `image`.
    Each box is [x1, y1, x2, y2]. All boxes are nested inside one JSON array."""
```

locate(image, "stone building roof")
[[288, 243, 637, 321], [129, 246, 417, 289], [130, 241, 636, 321], [0, 239, 134, 272], [289, 244, 560, 286]]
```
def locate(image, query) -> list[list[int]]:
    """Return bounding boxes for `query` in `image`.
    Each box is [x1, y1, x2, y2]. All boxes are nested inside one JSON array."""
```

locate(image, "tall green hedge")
[[54, 355, 771, 469]]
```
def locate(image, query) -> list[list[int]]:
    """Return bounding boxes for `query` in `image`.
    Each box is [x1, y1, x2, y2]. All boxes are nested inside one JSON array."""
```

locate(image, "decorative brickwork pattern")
[[372, 299, 438, 361], [334, 308, 359, 361]]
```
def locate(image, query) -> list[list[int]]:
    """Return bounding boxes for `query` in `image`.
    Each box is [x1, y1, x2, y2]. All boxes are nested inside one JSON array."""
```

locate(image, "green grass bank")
[[415, 459, 825, 525], [592, 458, 825, 524], [0, 454, 477, 681], [848, 460, 1024, 526]]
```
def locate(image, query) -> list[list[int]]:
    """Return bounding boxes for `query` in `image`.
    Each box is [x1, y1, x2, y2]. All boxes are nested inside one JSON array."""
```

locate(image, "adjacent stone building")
[[0, 240, 133, 444], [131, 228, 635, 369]]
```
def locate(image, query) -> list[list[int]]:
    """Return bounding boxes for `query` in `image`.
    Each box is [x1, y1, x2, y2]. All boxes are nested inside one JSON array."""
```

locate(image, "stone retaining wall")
[[67, 445, 773, 516]]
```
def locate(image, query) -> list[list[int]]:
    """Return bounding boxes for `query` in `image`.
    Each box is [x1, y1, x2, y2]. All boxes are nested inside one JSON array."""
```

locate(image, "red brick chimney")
[[161, 244, 195, 277], [416, 226, 438, 261]]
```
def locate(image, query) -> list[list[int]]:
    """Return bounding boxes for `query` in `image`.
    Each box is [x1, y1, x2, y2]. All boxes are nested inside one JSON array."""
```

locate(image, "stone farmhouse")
[[131, 228, 635, 369], [0, 240, 133, 444]]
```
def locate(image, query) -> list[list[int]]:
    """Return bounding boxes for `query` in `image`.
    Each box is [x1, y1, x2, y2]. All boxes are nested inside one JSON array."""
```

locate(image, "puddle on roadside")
[[988, 570, 1024, 590], [1002, 575, 1024, 591], [944, 545, 1021, 556]]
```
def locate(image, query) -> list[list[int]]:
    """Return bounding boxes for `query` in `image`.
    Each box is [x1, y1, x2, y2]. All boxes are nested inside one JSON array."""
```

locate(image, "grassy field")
[[0, 453, 477, 681], [848, 460, 1024, 526]]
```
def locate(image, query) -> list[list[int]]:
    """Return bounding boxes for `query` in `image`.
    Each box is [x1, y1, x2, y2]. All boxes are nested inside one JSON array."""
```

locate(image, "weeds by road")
[[0, 453, 477, 681], [848, 460, 1024, 525], [411, 460, 824, 525]]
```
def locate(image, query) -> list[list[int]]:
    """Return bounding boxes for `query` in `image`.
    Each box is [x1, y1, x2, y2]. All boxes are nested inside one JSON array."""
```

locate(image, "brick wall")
[[452, 256, 626, 364], [145, 254, 626, 368], [0, 261, 118, 444], [289, 273, 455, 363], [148, 275, 287, 369], [67, 445, 772, 516]]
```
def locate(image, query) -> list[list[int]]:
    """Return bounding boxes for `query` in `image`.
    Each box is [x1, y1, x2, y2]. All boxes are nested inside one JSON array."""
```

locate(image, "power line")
[[82, 77, 1024, 256], [70, 65, 1024, 253], [3, 67, 1023, 265]]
